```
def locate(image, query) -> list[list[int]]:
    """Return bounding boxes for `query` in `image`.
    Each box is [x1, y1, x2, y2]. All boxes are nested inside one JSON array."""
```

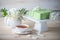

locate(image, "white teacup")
[[12, 24, 32, 34]]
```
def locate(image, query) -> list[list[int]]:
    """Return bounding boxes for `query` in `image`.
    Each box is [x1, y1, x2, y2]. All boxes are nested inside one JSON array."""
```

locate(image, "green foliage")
[[0, 8, 8, 17], [0, 8, 28, 17], [19, 8, 28, 15]]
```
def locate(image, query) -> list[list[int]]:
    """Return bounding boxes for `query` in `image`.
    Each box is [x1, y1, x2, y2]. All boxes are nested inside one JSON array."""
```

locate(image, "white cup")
[[12, 24, 32, 34]]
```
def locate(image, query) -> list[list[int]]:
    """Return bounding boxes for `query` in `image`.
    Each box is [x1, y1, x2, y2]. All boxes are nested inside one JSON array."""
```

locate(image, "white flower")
[[7, 8, 23, 20], [7, 8, 19, 18], [8, 8, 16, 15]]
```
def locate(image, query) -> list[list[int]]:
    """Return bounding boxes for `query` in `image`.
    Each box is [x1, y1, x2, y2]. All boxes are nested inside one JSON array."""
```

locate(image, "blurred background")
[[0, 0, 60, 10], [0, 0, 60, 40], [0, 0, 60, 27]]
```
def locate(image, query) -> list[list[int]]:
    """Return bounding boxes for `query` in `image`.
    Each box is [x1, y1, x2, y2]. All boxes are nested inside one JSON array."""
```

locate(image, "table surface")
[[0, 18, 60, 40]]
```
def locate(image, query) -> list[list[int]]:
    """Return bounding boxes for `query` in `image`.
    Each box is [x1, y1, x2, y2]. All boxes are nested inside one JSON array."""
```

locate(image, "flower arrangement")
[[0, 8, 28, 26], [0, 8, 28, 17]]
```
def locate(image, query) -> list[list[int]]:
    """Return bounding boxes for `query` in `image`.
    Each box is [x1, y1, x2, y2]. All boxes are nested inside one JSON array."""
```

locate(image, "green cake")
[[29, 8, 52, 20]]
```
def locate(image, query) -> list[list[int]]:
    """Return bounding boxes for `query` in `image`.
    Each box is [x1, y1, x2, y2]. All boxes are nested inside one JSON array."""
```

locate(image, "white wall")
[[0, 0, 60, 16], [0, 0, 60, 10]]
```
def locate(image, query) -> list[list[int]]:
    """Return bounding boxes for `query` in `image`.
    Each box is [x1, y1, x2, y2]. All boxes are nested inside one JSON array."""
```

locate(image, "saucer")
[[12, 27, 32, 34], [12, 24, 32, 34]]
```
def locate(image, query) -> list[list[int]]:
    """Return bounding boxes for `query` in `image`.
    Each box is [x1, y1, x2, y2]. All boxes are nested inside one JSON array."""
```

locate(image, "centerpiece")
[[1, 8, 22, 27], [0, 8, 28, 26]]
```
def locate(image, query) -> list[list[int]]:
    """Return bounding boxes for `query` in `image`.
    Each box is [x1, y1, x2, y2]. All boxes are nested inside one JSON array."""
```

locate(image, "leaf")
[[19, 8, 28, 15], [0, 8, 8, 17]]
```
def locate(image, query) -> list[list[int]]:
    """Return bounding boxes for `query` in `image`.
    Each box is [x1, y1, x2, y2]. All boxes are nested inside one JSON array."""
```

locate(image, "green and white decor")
[[29, 7, 52, 33], [0, 8, 28, 27]]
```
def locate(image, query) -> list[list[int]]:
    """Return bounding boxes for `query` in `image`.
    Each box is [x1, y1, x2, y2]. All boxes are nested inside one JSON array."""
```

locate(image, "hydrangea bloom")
[[7, 8, 22, 20]]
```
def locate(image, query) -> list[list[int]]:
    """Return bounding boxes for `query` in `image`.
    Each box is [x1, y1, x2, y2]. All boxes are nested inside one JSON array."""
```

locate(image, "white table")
[[0, 18, 60, 40]]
